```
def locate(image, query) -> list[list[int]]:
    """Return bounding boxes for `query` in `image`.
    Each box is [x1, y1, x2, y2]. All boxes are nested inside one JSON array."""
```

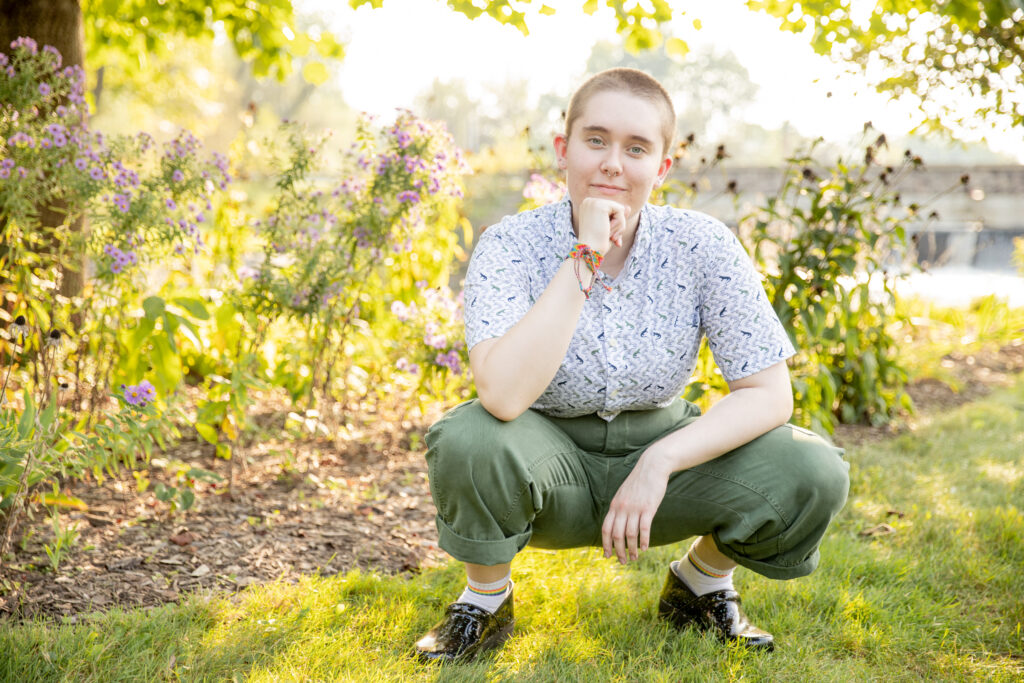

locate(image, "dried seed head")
[[14, 315, 26, 326], [46, 328, 63, 349]]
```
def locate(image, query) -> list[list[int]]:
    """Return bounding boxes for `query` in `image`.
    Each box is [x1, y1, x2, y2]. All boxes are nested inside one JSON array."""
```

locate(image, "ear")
[[553, 133, 568, 169], [654, 155, 673, 186]]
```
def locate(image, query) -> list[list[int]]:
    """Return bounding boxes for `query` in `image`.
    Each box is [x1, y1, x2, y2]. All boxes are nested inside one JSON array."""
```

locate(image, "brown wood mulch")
[[1, 340, 1022, 623]]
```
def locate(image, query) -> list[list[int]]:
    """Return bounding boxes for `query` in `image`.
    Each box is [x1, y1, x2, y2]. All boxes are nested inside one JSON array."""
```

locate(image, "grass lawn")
[[2, 377, 1022, 682]]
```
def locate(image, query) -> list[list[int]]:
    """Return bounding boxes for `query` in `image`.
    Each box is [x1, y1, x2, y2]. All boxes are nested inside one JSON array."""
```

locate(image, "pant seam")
[[687, 467, 791, 527], [497, 449, 582, 528]]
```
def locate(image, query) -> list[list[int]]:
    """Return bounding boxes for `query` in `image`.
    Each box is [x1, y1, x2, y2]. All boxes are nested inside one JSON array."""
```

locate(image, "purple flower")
[[166, 198, 177, 210], [396, 357, 420, 375], [89, 166, 104, 181], [397, 190, 420, 204], [74, 157, 88, 171], [122, 381, 153, 406], [172, 169, 184, 183], [42, 44, 61, 64], [424, 332, 448, 349], [110, 260, 123, 274], [38, 83, 51, 96], [0, 168, 9, 180], [137, 380, 155, 402], [435, 350, 462, 374], [11, 37, 38, 54]]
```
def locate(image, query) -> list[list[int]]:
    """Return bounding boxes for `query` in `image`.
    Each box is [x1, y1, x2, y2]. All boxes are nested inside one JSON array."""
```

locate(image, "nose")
[[600, 147, 623, 177]]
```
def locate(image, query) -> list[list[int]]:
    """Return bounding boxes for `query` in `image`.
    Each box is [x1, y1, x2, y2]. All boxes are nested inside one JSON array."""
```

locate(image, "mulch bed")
[[2, 340, 1022, 622]]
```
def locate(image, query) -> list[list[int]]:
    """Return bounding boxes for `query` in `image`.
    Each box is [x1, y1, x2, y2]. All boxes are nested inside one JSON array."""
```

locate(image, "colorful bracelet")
[[566, 243, 611, 299]]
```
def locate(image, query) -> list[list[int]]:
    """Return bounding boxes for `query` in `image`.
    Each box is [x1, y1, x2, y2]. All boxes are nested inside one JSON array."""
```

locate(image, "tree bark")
[[0, 0, 87, 302]]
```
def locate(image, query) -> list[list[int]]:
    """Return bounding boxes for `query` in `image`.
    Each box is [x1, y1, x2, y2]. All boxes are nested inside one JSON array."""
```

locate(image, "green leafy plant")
[[735, 137, 939, 432], [42, 509, 79, 572]]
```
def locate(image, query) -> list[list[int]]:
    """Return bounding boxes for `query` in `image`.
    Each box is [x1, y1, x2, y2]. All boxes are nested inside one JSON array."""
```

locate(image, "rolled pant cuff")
[[435, 514, 532, 566], [715, 534, 820, 581]]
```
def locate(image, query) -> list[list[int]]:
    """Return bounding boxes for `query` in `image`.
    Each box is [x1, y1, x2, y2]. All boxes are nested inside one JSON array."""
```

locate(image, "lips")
[[592, 183, 627, 194]]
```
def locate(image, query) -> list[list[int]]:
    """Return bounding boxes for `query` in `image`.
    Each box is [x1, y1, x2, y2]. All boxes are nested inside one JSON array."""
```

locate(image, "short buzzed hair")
[[565, 68, 676, 156]]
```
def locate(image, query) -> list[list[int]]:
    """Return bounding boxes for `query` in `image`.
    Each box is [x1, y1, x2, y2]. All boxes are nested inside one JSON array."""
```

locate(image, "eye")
[[629, 145, 646, 155], [587, 136, 605, 146]]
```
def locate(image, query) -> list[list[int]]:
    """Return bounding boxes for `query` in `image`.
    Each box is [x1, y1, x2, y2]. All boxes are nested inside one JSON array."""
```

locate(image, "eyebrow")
[[580, 126, 655, 147]]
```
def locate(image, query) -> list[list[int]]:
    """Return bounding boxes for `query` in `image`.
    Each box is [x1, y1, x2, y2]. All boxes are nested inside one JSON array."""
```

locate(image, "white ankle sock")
[[673, 543, 735, 596], [458, 573, 512, 614]]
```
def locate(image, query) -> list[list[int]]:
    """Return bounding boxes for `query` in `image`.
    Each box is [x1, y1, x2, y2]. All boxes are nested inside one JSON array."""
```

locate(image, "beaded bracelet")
[[566, 243, 611, 299]]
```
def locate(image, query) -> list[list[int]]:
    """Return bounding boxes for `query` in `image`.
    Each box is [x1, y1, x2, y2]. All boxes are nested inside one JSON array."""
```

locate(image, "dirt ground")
[[1, 340, 1022, 622]]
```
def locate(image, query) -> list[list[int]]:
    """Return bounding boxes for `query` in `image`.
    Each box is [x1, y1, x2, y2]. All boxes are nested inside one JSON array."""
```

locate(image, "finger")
[[638, 510, 654, 553], [601, 512, 614, 558], [612, 513, 628, 564], [625, 513, 640, 561]]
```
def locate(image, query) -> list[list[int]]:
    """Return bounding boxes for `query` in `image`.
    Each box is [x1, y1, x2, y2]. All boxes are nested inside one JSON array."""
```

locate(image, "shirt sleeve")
[[463, 224, 533, 351], [697, 221, 796, 381]]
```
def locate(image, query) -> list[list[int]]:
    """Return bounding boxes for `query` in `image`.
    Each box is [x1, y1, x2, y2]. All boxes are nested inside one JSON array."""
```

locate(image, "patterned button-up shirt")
[[464, 199, 796, 420]]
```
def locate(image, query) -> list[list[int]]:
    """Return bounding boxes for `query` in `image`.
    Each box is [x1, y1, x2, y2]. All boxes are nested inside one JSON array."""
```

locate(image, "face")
[[554, 89, 673, 230]]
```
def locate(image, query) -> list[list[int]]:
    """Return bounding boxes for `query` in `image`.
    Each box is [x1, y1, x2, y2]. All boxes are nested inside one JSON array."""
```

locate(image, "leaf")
[[169, 531, 195, 546], [154, 483, 175, 502], [34, 493, 88, 511], [195, 423, 218, 445], [171, 297, 210, 320], [17, 390, 35, 439], [666, 37, 690, 59], [301, 61, 330, 86], [539, 4, 556, 15], [220, 415, 239, 441], [142, 296, 165, 321], [858, 523, 895, 538], [216, 443, 233, 461]]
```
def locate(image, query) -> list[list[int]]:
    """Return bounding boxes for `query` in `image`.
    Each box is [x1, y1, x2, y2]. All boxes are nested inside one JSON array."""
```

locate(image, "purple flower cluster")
[[121, 379, 155, 407], [9, 37, 38, 55], [0, 157, 20, 180], [103, 244, 138, 273], [434, 350, 461, 374], [523, 173, 566, 205], [396, 357, 420, 375]]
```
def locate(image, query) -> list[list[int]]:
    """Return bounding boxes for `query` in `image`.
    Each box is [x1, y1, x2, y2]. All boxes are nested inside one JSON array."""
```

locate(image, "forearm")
[[472, 259, 591, 420], [641, 383, 793, 476]]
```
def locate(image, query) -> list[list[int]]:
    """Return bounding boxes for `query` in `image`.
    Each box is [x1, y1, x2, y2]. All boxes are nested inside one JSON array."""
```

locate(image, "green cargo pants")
[[425, 398, 849, 580]]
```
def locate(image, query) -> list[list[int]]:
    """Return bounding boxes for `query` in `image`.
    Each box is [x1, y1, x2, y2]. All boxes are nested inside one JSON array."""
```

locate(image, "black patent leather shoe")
[[657, 562, 774, 651], [415, 590, 514, 663]]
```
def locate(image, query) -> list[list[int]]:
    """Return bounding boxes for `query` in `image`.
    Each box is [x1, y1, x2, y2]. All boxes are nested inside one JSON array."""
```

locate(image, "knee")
[[425, 400, 526, 504], [787, 430, 850, 517]]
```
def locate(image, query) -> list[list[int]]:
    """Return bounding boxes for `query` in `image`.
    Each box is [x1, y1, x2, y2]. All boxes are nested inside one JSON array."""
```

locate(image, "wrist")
[[638, 444, 676, 478]]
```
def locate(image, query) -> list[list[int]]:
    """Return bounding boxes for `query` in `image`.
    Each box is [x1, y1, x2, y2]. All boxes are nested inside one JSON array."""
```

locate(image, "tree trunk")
[[0, 0, 87, 302]]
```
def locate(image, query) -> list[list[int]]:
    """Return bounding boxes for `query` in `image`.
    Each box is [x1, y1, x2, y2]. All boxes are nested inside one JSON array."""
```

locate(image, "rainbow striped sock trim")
[[687, 551, 732, 579], [467, 580, 510, 596]]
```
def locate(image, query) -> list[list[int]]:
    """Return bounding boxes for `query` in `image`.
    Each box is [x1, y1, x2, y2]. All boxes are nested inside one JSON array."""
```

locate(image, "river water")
[[896, 266, 1024, 308]]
